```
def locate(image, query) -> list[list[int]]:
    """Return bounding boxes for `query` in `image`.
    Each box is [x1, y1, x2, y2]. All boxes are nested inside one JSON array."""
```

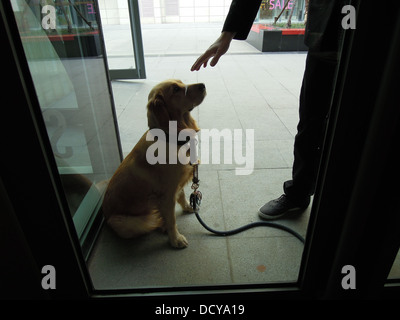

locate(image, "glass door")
[[3, 0, 400, 299], [10, 0, 122, 256], [98, 0, 146, 80]]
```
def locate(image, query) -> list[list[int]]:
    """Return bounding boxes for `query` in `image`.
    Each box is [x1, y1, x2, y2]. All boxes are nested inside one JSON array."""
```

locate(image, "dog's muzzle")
[[185, 83, 206, 96]]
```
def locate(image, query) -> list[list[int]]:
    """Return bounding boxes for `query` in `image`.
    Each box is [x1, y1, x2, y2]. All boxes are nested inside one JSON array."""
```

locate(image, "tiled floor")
[[87, 23, 311, 290]]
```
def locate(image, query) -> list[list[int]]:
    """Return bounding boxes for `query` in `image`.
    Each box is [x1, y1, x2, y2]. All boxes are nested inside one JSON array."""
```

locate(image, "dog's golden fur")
[[102, 80, 206, 248]]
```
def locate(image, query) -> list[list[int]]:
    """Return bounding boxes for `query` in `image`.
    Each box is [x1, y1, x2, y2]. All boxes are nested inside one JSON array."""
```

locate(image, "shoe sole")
[[258, 206, 308, 220]]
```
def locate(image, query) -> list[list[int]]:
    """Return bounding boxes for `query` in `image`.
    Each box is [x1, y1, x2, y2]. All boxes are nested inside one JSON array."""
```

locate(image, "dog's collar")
[[165, 133, 191, 146], [151, 130, 199, 164], [153, 129, 193, 146]]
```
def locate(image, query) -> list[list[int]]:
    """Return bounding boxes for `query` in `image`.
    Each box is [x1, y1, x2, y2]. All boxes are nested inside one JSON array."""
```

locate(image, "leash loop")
[[187, 135, 304, 243]]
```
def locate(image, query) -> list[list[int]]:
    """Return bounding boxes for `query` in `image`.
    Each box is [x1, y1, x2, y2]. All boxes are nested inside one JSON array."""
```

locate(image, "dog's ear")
[[147, 93, 170, 129]]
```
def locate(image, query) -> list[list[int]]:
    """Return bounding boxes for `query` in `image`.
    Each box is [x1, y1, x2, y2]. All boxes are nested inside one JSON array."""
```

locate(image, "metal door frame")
[[98, 0, 146, 80]]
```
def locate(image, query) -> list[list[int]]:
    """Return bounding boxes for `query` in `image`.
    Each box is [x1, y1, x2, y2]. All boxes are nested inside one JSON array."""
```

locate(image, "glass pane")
[[388, 248, 400, 280], [11, 0, 121, 238], [86, 1, 344, 292], [258, 0, 306, 25], [97, 0, 136, 70]]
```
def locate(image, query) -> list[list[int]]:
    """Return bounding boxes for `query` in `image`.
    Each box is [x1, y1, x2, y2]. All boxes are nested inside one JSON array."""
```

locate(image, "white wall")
[[98, 0, 130, 24], [99, 0, 233, 25]]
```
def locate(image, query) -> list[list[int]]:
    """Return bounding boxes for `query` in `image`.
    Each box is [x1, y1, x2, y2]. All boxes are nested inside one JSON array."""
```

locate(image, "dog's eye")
[[173, 85, 180, 93]]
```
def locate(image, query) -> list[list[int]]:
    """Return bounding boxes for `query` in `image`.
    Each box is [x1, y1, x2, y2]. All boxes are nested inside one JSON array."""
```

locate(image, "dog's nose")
[[198, 83, 206, 92]]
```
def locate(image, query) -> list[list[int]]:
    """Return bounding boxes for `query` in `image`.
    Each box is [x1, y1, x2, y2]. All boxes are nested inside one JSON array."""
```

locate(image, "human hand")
[[191, 31, 236, 71]]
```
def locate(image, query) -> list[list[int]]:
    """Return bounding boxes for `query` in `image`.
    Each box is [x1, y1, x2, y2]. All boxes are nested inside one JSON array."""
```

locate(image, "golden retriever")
[[102, 80, 206, 248]]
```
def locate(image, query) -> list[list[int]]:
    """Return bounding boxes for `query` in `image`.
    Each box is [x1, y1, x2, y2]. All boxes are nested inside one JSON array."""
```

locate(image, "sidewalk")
[[88, 24, 310, 289]]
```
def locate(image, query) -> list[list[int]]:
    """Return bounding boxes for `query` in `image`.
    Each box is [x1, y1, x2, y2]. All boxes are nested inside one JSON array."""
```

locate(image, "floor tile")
[[228, 237, 303, 284], [273, 108, 300, 136], [217, 168, 310, 239], [88, 227, 232, 289], [240, 107, 294, 141]]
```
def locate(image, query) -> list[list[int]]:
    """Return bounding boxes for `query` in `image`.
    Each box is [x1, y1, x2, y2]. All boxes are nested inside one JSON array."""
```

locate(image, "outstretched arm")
[[190, 31, 236, 71], [190, 0, 262, 71]]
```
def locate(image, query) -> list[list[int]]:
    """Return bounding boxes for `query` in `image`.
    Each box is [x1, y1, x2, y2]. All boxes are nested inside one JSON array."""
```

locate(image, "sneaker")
[[258, 194, 310, 220]]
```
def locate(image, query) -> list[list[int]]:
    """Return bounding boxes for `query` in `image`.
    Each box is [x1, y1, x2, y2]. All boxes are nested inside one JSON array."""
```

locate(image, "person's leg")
[[285, 52, 338, 201], [259, 52, 338, 220]]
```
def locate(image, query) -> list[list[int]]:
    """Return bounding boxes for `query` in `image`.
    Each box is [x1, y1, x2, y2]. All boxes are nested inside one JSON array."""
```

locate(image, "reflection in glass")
[[11, 0, 121, 239], [257, 0, 307, 25]]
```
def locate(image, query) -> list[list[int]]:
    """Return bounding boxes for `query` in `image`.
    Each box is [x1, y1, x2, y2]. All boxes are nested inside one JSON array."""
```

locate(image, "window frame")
[[1, 0, 400, 300]]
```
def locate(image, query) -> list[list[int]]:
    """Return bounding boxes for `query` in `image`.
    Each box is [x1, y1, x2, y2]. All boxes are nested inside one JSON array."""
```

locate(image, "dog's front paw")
[[183, 201, 195, 213], [170, 233, 188, 249]]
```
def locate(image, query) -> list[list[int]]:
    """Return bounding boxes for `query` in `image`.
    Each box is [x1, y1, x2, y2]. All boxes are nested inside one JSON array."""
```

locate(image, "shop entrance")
[[4, 0, 399, 298]]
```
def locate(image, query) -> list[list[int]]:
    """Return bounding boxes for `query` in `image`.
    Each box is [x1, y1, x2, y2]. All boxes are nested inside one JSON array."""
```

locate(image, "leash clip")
[[190, 190, 202, 212], [190, 161, 200, 189], [190, 161, 202, 211]]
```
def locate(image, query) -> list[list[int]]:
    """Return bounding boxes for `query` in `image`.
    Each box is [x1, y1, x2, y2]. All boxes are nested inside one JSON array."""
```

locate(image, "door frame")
[[299, 0, 400, 299], [99, 0, 146, 80], [1, 0, 400, 300]]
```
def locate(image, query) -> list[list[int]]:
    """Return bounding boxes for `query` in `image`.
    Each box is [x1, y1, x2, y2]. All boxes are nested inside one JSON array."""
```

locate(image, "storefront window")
[[256, 0, 307, 26]]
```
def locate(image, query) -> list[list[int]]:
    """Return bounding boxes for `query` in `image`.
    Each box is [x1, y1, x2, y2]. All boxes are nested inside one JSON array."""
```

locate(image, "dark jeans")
[[284, 52, 339, 205]]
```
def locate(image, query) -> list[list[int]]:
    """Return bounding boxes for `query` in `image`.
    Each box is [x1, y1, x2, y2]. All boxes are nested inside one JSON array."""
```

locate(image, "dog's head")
[[147, 80, 206, 132]]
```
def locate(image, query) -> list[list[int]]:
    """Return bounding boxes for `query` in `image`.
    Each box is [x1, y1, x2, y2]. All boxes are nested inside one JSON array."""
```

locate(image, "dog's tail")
[[106, 211, 163, 239]]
